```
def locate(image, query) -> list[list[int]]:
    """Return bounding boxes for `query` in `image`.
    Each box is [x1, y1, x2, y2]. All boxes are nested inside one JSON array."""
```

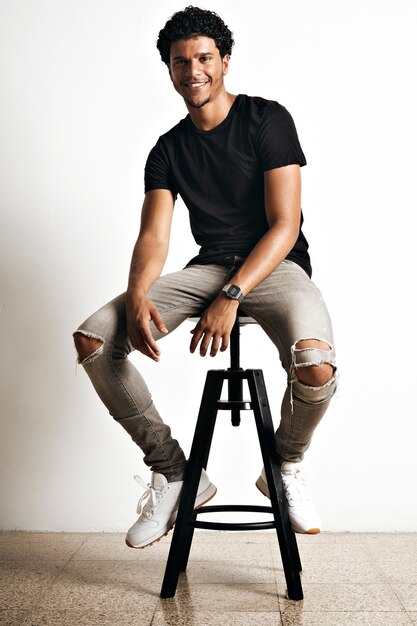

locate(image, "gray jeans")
[[74, 258, 336, 481]]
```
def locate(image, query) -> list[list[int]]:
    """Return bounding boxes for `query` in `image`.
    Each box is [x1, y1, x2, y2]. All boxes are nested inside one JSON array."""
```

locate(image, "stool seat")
[[188, 315, 257, 325], [160, 317, 303, 601]]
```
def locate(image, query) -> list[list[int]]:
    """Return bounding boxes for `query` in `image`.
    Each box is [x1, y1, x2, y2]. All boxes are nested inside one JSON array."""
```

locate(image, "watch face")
[[228, 285, 241, 298]]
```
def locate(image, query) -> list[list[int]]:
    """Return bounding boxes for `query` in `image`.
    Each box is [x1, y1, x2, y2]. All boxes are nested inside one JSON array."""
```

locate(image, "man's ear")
[[222, 54, 230, 76]]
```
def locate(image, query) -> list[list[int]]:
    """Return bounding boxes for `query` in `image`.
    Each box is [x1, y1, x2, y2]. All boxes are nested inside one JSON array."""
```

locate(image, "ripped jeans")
[[74, 259, 337, 481]]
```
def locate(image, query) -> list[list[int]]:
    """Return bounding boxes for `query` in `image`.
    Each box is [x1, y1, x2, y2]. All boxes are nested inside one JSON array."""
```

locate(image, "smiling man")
[[169, 39, 230, 113], [74, 6, 337, 549]]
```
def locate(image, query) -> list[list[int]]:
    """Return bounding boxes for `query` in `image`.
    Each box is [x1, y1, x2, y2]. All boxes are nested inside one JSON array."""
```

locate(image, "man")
[[74, 6, 337, 549]]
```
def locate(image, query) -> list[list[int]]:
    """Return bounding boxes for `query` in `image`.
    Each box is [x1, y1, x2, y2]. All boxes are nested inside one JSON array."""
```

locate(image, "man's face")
[[168, 36, 229, 109]]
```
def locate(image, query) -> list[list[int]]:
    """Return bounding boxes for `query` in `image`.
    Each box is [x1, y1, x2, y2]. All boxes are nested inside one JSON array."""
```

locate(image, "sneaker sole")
[[255, 477, 320, 535], [255, 476, 269, 499], [125, 483, 217, 549]]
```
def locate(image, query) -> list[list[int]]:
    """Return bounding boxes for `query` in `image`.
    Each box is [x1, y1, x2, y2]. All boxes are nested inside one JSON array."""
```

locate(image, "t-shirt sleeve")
[[256, 102, 307, 171], [144, 138, 177, 194]]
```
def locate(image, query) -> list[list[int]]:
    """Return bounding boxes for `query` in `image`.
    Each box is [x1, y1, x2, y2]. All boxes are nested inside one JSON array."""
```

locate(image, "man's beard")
[[186, 96, 210, 109]]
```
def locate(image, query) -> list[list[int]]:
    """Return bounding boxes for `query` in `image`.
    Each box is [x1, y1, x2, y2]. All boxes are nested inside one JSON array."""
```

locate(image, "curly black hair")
[[157, 6, 234, 65]]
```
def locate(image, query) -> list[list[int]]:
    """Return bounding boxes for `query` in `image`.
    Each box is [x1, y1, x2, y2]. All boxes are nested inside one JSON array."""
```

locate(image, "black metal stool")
[[160, 316, 303, 601]]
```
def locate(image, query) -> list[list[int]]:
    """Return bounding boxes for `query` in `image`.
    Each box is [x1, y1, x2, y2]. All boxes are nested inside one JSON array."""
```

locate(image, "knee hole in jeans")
[[73, 331, 104, 362], [293, 339, 335, 388]]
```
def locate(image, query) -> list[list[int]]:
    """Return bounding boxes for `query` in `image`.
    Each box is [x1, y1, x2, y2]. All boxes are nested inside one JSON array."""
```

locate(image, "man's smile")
[[183, 81, 210, 90]]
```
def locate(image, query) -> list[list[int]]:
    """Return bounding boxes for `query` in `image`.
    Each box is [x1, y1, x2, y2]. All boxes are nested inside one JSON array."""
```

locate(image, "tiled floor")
[[1, 530, 416, 625]]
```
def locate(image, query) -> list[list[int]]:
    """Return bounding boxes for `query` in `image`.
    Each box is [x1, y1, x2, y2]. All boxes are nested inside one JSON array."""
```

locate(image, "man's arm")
[[190, 164, 302, 357], [126, 189, 175, 361]]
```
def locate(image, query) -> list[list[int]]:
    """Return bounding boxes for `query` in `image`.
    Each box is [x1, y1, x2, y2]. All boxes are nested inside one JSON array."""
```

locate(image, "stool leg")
[[179, 510, 197, 572], [229, 322, 242, 427], [247, 369, 304, 601], [160, 370, 224, 598], [179, 397, 219, 574], [179, 369, 223, 574]]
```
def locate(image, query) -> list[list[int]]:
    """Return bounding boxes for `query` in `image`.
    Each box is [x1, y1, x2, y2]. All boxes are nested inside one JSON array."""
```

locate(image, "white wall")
[[1, 0, 416, 532]]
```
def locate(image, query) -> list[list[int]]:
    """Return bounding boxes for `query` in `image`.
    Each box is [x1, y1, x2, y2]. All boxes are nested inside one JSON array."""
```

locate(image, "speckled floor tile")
[[188, 541, 273, 563], [192, 530, 274, 544], [389, 585, 417, 611], [293, 532, 368, 545], [365, 541, 417, 561], [37, 574, 160, 612], [277, 558, 384, 584], [158, 583, 280, 612], [73, 532, 275, 563], [0, 533, 21, 560], [59, 558, 165, 586], [185, 560, 275, 584], [376, 559, 417, 582], [360, 533, 417, 546], [3, 531, 417, 625], [20, 608, 155, 625], [281, 612, 413, 625], [72, 532, 171, 561], [0, 610, 30, 626], [279, 583, 403, 612], [152, 610, 283, 625], [0, 532, 86, 562], [273, 542, 374, 568], [0, 561, 63, 610]]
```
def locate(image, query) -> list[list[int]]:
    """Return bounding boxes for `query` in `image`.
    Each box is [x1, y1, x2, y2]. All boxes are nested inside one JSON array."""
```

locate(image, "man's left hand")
[[190, 294, 240, 357]]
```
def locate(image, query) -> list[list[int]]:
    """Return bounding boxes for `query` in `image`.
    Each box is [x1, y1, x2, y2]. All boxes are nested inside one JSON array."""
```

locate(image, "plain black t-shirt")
[[145, 94, 312, 277]]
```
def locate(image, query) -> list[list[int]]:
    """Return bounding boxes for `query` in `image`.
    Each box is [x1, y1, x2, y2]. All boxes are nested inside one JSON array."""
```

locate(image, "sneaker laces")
[[133, 475, 163, 518], [281, 468, 312, 505]]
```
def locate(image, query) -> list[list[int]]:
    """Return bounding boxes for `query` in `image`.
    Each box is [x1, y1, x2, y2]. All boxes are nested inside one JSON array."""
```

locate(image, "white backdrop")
[[1, 0, 416, 532]]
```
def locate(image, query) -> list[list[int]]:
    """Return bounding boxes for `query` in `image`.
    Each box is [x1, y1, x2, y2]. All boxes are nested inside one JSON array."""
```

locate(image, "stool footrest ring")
[[217, 401, 252, 410], [191, 504, 276, 531]]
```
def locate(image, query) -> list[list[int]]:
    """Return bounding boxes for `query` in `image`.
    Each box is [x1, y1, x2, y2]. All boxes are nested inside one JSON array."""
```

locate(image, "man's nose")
[[189, 59, 203, 77]]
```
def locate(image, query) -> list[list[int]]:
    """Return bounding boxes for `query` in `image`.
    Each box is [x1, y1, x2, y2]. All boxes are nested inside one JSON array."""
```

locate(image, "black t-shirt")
[[145, 94, 312, 276]]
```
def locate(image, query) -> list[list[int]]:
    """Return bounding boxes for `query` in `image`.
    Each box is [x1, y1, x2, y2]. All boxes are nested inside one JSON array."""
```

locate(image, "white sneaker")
[[256, 462, 321, 534], [125, 469, 217, 548]]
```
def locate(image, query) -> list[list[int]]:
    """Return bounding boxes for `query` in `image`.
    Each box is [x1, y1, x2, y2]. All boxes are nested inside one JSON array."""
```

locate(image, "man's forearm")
[[125, 235, 169, 361], [229, 223, 299, 297], [127, 236, 168, 295]]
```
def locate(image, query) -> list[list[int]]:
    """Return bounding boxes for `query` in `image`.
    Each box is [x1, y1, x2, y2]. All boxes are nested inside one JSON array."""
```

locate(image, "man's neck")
[[186, 91, 237, 131]]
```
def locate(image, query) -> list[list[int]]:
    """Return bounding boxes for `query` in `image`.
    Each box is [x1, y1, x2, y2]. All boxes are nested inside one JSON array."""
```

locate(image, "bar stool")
[[160, 316, 303, 601]]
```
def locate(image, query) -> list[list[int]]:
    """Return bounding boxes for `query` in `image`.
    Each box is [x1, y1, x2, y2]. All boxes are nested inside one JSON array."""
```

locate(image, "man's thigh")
[[146, 263, 231, 338], [77, 264, 230, 345], [240, 260, 335, 371]]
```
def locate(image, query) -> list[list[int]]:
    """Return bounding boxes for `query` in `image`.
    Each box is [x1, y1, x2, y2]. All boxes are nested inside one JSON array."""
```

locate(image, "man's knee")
[[292, 339, 336, 388], [73, 331, 103, 363]]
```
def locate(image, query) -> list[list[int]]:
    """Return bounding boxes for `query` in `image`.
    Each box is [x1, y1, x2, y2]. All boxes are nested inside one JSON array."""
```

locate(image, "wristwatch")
[[222, 283, 244, 303]]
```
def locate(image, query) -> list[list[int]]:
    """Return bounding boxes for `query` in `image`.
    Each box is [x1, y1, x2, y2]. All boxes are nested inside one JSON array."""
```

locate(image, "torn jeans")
[[74, 259, 337, 479]]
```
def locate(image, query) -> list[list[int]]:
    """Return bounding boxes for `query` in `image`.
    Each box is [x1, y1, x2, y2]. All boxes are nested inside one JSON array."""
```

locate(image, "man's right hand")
[[125, 290, 168, 362]]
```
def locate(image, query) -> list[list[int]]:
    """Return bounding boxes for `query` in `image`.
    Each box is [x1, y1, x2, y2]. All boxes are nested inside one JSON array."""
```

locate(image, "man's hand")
[[125, 290, 168, 362], [190, 294, 239, 357]]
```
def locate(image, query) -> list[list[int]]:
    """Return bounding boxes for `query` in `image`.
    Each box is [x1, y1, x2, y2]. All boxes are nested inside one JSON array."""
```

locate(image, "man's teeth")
[[187, 82, 207, 89]]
